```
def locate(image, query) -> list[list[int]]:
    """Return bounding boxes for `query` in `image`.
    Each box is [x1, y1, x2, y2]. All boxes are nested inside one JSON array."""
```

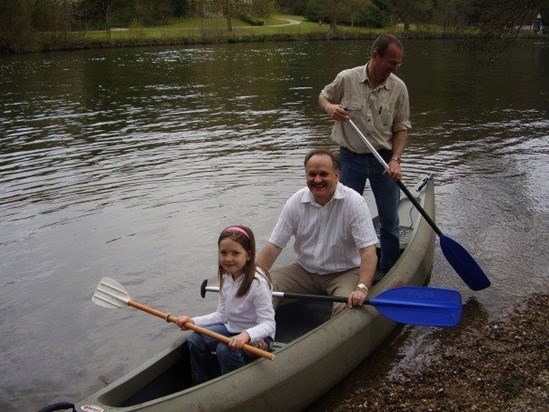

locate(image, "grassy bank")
[[7, 14, 539, 54]]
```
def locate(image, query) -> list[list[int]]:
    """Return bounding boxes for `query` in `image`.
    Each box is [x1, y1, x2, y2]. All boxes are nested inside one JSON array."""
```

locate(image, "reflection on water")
[[0, 40, 547, 411]]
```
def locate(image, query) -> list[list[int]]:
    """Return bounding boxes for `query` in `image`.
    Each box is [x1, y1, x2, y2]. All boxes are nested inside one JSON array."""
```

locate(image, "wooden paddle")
[[201, 280, 462, 327], [347, 119, 491, 291], [92, 277, 275, 361]]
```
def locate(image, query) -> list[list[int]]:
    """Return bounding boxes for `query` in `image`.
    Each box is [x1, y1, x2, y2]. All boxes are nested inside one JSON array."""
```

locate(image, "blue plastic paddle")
[[347, 119, 491, 291], [201, 280, 462, 327]]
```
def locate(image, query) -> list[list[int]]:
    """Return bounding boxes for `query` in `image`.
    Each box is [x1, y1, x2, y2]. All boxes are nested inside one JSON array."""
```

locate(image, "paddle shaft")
[[203, 286, 347, 303], [204, 286, 456, 307], [126, 300, 275, 361], [204, 285, 458, 307], [347, 118, 491, 291], [202, 284, 462, 327], [347, 119, 441, 235]]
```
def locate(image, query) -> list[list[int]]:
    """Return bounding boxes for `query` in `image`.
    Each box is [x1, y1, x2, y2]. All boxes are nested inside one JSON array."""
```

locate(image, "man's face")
[[372, 43, 403, 79], [305, 154, 340, 206]]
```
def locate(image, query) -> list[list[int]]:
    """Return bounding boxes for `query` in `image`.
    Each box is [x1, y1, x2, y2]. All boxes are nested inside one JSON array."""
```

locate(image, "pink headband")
[[224, 226, 250, 239]]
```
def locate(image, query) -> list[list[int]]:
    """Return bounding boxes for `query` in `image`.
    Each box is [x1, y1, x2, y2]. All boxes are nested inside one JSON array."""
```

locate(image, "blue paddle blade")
[[371, 286, 462, 327], [440, 234, 491, 291]]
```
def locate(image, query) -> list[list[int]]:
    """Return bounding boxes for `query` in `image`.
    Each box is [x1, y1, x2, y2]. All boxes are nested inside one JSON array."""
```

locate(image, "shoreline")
[[309, 293, 548, 411], [2, 22, 543, 55]]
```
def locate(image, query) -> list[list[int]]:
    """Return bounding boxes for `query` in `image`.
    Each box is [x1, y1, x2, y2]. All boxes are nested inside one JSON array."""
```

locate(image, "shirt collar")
[[363, 62, 392, 91], [303, 182, 346, 206]]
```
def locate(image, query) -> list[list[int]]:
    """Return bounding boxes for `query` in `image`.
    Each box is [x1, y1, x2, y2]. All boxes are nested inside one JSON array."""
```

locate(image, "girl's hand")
[[229, 331, 250, 349], [175, 316, 194, 330]]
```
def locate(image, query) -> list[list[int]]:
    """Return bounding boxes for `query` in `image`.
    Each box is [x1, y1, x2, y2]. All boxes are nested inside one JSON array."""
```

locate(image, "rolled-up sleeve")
[[392, 86, 411, 133]]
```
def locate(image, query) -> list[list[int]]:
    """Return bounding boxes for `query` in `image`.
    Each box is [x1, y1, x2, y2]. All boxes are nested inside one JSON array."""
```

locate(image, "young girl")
[[176, 225, 275, 384]]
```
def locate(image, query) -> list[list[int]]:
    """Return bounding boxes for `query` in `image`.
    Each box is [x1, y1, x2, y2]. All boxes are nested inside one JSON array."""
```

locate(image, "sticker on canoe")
[[80, 405, 105, 412]]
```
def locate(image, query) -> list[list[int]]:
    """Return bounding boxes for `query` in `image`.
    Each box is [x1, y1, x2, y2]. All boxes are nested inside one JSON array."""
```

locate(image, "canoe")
[[71, 176, 436, 412]]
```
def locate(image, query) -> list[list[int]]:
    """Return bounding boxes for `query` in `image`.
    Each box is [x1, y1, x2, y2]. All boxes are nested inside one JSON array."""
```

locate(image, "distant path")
[[238, 17, 301, 29], [264, 18, 301, 27], [108, 17, 303, 32]]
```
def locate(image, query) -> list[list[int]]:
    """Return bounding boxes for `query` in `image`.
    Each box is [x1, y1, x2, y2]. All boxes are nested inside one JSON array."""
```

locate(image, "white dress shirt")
[[269, 182, 378, 274]]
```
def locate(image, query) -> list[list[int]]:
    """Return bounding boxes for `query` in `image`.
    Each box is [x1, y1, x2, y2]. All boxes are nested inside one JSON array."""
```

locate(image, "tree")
[[305, 0, 349, 32], [216, 0, 276, 33], [32, 0, 75, 34], [431, 0, 470, 31], [391, 0, 430, 30], [78, 0, 119, 31], [457, 0, 548, 62], [344, 0, 372, 28], [250, 0, 277, 17], [0, 0, 34, 52]]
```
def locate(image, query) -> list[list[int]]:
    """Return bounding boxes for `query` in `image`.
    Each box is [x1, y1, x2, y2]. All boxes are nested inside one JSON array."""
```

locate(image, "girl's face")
[[219, 237, 251, 277]]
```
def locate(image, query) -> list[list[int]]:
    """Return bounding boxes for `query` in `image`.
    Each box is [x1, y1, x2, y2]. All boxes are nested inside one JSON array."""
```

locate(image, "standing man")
[[319, 33, 411, 276], [257, 149, 378, 314]]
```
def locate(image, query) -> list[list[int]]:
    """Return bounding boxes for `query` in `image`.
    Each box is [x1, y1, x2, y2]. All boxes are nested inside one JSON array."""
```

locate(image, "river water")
[[1, 39, 547, 411]]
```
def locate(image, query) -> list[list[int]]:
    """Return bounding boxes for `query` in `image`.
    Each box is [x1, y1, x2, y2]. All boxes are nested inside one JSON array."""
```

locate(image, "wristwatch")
[[356, 283, 369, 292], [391, 157, 402, 164]]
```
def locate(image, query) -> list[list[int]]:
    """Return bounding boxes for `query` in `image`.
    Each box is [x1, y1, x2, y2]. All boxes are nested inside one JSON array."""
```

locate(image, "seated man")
[[257, 149, 378, 314]]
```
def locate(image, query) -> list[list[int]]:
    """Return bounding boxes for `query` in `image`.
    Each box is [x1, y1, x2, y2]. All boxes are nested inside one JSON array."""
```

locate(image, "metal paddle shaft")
[[93, 277, 275, 361], [347, 119, 490, 291], [201, 280, 462, 327]]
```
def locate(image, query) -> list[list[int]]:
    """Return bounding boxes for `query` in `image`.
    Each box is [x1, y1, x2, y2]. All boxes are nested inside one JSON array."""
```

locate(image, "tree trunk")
[[224, 0, 233, 32]]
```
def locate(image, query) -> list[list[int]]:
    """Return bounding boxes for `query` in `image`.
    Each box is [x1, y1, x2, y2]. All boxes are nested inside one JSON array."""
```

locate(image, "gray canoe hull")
[[76, 176, 436, 412]]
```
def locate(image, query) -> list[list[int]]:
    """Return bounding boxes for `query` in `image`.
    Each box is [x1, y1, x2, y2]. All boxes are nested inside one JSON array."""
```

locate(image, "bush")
[[238, 15, 264, 26], [357, 4, 387, 28]]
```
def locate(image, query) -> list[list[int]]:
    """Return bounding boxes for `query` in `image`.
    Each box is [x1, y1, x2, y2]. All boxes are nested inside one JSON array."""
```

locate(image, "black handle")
[[37, 402, 76, 412]]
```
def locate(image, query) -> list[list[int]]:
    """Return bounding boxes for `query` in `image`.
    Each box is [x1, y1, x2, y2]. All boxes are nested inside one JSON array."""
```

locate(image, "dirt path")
[[239, 17, 301, 29]]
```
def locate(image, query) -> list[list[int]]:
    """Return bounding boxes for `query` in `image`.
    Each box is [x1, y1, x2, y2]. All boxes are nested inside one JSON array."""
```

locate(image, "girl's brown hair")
[[218, 225, 271, 297]]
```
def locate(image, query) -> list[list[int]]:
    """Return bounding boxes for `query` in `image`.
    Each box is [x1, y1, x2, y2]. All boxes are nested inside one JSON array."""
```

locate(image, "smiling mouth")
[[309, 179, 326, 188]]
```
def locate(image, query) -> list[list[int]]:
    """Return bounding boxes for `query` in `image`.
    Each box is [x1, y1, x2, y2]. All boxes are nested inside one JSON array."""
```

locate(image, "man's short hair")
[[372, 33, 403, 57], [304, 149, 341, 172]]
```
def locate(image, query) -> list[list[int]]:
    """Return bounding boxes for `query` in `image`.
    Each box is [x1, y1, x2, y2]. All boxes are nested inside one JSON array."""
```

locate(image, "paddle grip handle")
[[127, 300, 275, 361]]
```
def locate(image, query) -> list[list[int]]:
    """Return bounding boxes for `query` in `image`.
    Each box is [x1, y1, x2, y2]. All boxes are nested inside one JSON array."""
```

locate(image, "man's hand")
[[327, 103, 349, 121], [387, 159, 402, 181], [319, 95, 349, 122], [347, 288, 368, 308]]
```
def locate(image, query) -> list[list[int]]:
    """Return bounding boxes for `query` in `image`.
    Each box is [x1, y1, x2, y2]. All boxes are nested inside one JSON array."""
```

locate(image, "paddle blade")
[[371, 286, 462, 327], [440, 234, 491, 291], [92, 277, 131, 309]]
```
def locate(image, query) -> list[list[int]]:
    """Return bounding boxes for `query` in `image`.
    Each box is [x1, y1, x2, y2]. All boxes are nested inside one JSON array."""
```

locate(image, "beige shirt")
[[320, 63, 411, 153]]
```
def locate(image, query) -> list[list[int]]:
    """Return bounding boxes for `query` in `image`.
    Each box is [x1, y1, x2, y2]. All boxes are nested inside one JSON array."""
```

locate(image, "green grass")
[[21, 14, 541, 53], [39, 14, 387, 50]]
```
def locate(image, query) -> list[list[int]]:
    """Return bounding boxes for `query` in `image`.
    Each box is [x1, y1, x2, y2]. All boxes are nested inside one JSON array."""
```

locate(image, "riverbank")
[[2, 14, 543, 55], [310, 293, 548, 411]]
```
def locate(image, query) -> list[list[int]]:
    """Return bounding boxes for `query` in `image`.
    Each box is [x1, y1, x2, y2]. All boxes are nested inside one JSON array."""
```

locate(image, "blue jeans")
[[339, 146, 401, 272], [186, 324, 256, 385]]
